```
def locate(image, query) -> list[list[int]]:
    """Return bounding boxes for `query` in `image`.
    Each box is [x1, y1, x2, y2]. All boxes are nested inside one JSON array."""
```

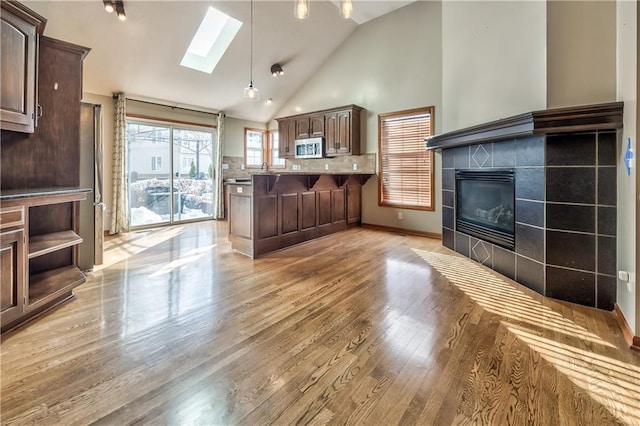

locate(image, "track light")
[[341, 0, 353, 19], [270, 63, 284, 77], [103, 0, 114, 13], [294, 0, 309, 19], [115, 0, 126, 21]]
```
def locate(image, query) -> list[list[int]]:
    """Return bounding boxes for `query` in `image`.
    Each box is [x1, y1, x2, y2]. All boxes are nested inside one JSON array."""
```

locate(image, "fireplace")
[[456, 169, 514, 249]]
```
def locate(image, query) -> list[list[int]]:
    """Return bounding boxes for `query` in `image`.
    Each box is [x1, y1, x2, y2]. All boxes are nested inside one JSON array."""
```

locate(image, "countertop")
[[0, 187, 92, 200]]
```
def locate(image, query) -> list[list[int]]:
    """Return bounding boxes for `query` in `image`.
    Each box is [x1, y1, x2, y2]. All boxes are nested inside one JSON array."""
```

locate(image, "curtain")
[[213, 111, 225, 219], [109, 92, 130, 234]]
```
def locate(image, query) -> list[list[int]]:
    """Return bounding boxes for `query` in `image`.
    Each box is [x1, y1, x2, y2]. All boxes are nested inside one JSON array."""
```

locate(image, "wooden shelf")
[[28, 230, 82, 259], [28, 265, 85, 306]]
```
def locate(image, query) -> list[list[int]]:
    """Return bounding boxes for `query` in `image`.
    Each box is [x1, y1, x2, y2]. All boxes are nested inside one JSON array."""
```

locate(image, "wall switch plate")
[[222, 163, 229, 170], [397, 211, 403, 220], [353, 163, 358, 170], [236, 187, 243, 193], [241, 164, 245, 170], [325, 164, 329, 170], [292, 164, 300, 171]]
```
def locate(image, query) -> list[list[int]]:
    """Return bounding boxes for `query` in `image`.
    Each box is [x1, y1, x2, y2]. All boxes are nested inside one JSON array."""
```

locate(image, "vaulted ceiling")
[[23, 1, 414, 123]]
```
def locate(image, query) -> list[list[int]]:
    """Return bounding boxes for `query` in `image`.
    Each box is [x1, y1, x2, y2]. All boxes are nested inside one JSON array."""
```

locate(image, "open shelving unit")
[[0, 188, 90, 331]]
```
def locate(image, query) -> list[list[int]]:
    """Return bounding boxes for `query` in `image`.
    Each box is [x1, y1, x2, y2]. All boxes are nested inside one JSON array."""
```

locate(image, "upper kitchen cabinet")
[[277, 118, 296, 159], [294, 114, 324, 139], [1, 36, 90, 190], [324, 105, 362, 157], [0, 1, 46, 133], [276, 105, 363, 158]]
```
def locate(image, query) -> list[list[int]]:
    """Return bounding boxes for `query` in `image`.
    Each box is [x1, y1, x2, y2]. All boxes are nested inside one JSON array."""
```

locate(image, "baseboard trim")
[[614, 304, 640, 352], [361, 223, 442, 240]]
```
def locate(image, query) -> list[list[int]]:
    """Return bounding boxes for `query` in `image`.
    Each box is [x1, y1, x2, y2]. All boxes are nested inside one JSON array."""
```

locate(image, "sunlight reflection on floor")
[[412, 248, 640, 424]]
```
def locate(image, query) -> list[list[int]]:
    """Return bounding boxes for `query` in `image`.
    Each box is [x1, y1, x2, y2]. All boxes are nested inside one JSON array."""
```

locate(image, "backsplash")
[[222, 154, 376, 179]]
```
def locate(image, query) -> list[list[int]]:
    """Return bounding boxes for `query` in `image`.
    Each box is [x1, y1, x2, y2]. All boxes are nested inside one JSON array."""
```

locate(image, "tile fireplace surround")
[[427, 102, 624, 310]]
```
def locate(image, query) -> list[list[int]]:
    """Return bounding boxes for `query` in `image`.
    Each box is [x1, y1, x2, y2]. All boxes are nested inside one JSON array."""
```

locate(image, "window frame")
[[378, 106, 435, 211]]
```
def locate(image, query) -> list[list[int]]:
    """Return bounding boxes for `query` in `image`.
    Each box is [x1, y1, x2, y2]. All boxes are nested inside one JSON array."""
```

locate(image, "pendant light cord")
[[250, 0, 253, 83]]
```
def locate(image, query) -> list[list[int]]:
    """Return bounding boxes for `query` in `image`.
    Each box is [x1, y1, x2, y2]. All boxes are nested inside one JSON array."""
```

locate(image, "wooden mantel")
[[426, 102, 624, 150]]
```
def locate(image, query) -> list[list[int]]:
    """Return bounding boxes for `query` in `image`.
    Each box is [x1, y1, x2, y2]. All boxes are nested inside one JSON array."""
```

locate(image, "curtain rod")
[[117, 95, 219, 116]]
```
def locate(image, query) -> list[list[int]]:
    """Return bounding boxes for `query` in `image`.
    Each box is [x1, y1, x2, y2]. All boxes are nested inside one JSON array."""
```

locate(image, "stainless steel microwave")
[[295, 137, 324, 159]]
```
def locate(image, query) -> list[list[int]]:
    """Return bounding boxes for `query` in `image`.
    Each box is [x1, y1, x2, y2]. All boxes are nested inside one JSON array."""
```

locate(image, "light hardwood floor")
[[1, 221, 639, 425]]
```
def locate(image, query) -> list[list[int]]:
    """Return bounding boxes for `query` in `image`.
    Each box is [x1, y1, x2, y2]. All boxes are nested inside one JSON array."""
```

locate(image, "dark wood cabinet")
[[1, 36, 90, 190], [276, 105, 363, 158], [295, 117, 310, 139], [0, 1, 46, 133], [1, 190, 89, 333], [309, 114, 324, 137], [1, 226, 25, 326], [278, 119, 296, 159], [228, 173, 369, 258], [326, 107, 361, 156]]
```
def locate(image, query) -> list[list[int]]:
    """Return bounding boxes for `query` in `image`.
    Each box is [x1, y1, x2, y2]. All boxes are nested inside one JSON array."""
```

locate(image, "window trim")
[[244, 128, 286, 169], [378, 106, 435, 212]]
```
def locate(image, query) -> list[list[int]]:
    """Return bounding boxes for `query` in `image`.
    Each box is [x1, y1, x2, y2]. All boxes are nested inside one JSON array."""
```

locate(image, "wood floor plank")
[[2, 221, 639, 425]]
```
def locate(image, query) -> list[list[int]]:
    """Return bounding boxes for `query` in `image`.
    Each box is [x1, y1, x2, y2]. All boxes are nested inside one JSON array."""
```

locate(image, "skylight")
[[180, 6, 242, 74]]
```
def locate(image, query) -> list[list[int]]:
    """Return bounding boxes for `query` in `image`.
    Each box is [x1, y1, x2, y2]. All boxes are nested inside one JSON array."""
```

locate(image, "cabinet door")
[[1, 229, 25, 326], [278, 119, 296, 158], [309, 114, 324, 137], [324, 112, 338, 156], [336, 110, 351, 155], [295, 117, 310, 139], [0, 8, 37, 133]]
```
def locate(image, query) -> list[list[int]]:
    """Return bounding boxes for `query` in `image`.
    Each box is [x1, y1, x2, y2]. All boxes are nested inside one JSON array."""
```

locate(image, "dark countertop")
[[0, 187, 92, 200]]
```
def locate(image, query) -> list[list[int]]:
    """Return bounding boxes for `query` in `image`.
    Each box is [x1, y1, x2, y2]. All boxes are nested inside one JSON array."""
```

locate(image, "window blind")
[[378, 107, 434, 210]]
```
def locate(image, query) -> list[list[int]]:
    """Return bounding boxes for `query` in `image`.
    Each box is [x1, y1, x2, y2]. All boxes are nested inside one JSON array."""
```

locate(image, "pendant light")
[[243, 0, 259, 101], [341, 0, 353, 19], [294, 0, 309, 19]]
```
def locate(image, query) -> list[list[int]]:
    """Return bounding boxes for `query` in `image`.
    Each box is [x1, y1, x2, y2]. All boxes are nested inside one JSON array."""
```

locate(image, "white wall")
[[274, 0, 444, 234], [548, 1, 617, 108], [616, 0, 637, 334], [442, 1, 547, 132]]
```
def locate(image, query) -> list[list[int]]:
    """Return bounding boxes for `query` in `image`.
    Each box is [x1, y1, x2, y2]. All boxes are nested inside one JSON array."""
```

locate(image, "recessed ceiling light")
[[265, 98, 273, 105]]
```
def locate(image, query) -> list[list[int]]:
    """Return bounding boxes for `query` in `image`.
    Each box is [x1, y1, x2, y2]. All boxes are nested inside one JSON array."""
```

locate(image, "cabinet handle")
[[37, 104, 43, 119]]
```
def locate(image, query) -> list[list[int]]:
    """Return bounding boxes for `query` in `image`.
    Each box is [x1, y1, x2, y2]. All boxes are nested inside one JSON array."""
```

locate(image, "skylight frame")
[[180, 6, 242, 74]]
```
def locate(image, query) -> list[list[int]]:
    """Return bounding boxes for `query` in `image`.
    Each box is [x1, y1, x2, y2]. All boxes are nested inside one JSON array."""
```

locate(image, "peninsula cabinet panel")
[[0, 1, 45, 133], [332, 188, 346, 224], [229, 194, 252, 239], [280, 193, 299, 235], [228, 174, 370, 258], [318, 190, 332, 226], [257, 196, 277, 239], [0, 229, 25, 327], [347, 185, 362, 224], [301, 192, 317, 230]]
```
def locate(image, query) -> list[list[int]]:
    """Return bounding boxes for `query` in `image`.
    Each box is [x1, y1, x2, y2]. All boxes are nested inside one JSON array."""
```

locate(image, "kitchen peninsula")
[[228, 172, 371, 258]]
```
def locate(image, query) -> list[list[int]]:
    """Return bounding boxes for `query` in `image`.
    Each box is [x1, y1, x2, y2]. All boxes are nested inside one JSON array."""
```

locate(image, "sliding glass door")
[[126, 119, 216, 228]]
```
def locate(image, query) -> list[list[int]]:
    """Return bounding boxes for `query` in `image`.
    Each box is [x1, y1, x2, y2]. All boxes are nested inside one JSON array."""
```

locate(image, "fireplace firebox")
[[455, 169, 515, 249]]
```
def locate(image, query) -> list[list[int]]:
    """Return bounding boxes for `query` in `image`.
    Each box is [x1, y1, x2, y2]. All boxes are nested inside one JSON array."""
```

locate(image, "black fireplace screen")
[[456, 169, 515, 249]]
